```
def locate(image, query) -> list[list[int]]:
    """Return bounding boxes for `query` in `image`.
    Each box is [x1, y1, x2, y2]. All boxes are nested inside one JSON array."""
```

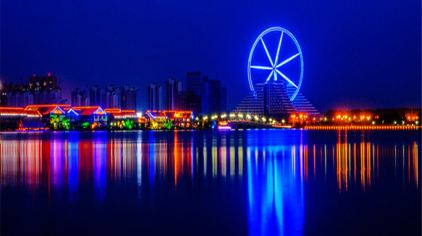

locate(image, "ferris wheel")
[[247, 27, 304, 101]]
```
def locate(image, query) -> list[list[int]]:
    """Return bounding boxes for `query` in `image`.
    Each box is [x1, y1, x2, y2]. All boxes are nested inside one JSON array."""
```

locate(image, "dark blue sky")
[[1, 0, 420, 110]]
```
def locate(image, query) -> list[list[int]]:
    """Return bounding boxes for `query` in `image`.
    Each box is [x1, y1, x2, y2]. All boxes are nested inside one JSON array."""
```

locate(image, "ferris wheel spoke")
[[260, 38, 274, 66], [265, 71, 274, 83], [274, 32, 284, 65], [275, 69, 298, 88], [276, 52, 300, 68], [250, 65, 273, 70], [273, 70, 278, 81]]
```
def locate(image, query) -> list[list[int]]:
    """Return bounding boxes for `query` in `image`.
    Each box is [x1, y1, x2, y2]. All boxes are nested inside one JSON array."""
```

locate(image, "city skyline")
[[1, 1, 420, 235], [1, 71, 230, 112], [1, 0, 420, 111]]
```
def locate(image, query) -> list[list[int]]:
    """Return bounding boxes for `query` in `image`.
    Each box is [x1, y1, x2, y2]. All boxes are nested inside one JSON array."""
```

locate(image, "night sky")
[[1, 0, 420, 111]]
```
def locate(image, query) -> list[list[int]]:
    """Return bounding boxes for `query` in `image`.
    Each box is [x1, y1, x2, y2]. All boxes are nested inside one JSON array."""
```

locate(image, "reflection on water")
[[0, 130, 420, 235], [246, 145, 304, 235]]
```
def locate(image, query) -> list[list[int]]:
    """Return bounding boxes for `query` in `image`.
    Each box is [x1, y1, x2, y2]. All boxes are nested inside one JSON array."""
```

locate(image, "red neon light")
[[0, 107, 24, 110]]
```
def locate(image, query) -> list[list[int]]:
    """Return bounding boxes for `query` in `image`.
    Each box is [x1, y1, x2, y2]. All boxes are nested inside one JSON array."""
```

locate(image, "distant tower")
[[71, 88, 88, 106], [203, 77, 223, 114], [1, 73, 64, 106], [186, 71, 203, 96], [184, 71, 226, 114], [104, 85, 121, 108], [148, 83, 163, 110], [166, 78, 183, 110], [90, 86, 105, 107], [121, 85, 137, 110]]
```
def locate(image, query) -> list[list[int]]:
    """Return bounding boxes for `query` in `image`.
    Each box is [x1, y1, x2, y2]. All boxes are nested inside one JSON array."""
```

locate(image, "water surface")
[[1, 130, 420, 235]]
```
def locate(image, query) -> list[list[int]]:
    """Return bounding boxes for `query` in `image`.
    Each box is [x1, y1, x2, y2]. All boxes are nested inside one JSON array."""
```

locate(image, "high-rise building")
[[202, 77, 224, 114], [186, 71, 204, 96], [29, 73, 62, 104], [71, 88, 88, 106], [148, 83, 163, 110], [183, 90, 201, 114], [220, 87, 227, 112], [89, 85, 138, 110], [105, 86, 121, 108], [0, 73, 65, 106], [185, 72, 226, 114], [121, 85, 137, 110], [89, 86, 105, 107], [166, 78, 183, 110], [146, 72, 226, 114]]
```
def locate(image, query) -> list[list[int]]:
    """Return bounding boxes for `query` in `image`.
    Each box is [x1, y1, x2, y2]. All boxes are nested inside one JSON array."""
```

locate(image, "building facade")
[[185, 72, 226, 114], [234, 82, 318, 117], [0, 73, 65, 107], [166, 78, 184, 110], [148, 83, 163, 110], [71, 88, 89, 106]]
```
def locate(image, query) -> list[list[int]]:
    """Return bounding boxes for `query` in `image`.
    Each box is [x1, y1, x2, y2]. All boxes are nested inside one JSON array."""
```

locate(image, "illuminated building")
[[0, 73, 65, 106], [0, 107, 42, 130], [324, 108, 421, 126], [235, 27, 318, 117], [72, 106, 108, 129], [105, 108, 137, 129], [145, 110, 167, 129], [234, 82, 317, 117], [291, 92, 319, 115], [24, 104, 71, 129], [144, 110, 193, 129], [163, 110, 193, 129]]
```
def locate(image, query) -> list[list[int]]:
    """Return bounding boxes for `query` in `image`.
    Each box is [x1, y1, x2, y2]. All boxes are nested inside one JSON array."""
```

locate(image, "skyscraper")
[[202, 77, 224, 114], [105, 85, 121, 108], [220, 87, 227, 112], [71, 88, 89, 106], [185, 72, 204, 113], [0, 73, 65, 106], [121, 85, 137, 110], [166, 78, 183, 110], [148, 83, 163, 110], [89, 86, 105, 107], [185, 72, 226, 114], [186, 71, 204, 96]]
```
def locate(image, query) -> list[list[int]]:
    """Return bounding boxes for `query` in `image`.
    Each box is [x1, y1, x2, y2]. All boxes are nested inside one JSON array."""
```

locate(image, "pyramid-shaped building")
[[234, 82, 318, 117]]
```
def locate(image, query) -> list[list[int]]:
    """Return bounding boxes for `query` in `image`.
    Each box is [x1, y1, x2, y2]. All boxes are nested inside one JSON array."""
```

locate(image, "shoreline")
[[0, 125, 420, 133]]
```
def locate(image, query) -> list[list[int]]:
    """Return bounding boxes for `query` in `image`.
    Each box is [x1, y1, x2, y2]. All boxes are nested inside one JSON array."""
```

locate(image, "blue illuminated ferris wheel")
[[248, 27, 304, 101]]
